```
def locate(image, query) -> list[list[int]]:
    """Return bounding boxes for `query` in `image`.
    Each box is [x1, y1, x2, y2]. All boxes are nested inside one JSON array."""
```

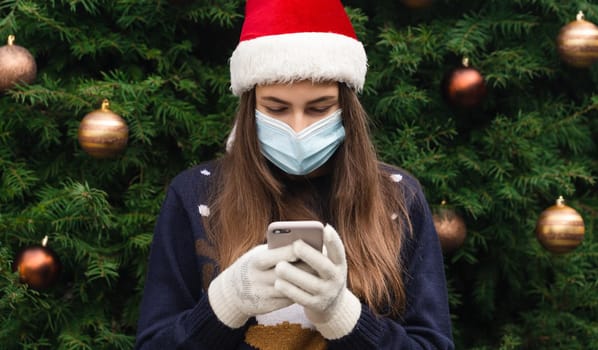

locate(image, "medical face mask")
[[255, 109, 345, 175]]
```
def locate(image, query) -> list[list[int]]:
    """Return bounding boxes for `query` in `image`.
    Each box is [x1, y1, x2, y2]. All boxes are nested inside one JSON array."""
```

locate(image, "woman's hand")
[[208, 244, 297, 328], [274, 224, 362, 339]]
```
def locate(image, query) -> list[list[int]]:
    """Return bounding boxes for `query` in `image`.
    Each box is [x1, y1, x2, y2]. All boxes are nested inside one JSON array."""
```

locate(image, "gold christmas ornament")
[[433, 201, 467, 254], [0, 35, 37, 92], [556, 11, 598, 68], [401, 0, 433, 9], [441, 58, 487, 109], [78, 99, 129, 158], [536, 196, 585, 254], [13, 236, 61, 291]]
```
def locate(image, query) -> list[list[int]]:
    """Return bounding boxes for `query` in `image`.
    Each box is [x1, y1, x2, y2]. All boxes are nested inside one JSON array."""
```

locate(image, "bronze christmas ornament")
[[14, 236, 61, 291], [441, 58, 487, 109], [536, 196, 585, 254], [433, 201, 467, 254], [556, 11, 598, 68], [78, 99, 129, 159], [0, 35, 37, 92], [401, 0, 433, 9]]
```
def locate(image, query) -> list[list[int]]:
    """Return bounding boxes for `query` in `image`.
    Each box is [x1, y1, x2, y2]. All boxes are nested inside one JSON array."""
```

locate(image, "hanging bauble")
[[432, 201, 467, 254], [441, 57, 487, 109], [78, 99, 129, 159], [401, 0, 433, 9], [536, 196, 585, 254], [0, 35, 37, 92], [556, 11, 598, 68], [13, 236, 61, 291]]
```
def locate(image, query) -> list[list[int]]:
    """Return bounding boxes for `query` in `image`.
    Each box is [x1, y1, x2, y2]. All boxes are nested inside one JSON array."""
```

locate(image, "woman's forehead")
[[256, 81, 339, 100]]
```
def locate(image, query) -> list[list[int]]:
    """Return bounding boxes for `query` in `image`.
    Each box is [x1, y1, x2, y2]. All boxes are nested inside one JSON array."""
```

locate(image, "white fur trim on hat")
[[230, 32, 367, 96]]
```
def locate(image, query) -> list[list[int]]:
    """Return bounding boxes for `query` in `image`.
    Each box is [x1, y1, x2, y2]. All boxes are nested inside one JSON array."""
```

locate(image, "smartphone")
[[266, 220, 324, 251]]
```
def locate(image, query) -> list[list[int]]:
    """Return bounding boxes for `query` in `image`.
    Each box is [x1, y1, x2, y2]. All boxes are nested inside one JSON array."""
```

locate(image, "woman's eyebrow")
[[306, 96, 338, 104], [259, 96, 289, 104]]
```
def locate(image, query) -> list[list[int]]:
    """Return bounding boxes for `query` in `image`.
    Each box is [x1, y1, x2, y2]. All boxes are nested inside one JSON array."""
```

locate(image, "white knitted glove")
[[274, 224, 362, 339], [208, 244, 297, 328]]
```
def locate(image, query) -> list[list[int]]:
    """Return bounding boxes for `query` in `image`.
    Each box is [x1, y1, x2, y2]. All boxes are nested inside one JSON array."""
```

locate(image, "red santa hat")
[[229, 0, 368, 96]]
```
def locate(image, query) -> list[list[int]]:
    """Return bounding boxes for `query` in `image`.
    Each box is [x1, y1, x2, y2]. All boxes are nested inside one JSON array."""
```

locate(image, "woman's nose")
[[287, 112, 311, 132]]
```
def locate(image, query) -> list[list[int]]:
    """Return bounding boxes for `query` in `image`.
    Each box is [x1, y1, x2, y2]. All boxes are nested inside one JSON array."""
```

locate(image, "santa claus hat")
[[229, 0, 367, 96]]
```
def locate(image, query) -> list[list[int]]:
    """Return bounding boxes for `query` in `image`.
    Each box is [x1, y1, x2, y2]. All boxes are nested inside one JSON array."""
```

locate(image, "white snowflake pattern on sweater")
[[390, 173, 403, 182], [198, 205, 210, 217]]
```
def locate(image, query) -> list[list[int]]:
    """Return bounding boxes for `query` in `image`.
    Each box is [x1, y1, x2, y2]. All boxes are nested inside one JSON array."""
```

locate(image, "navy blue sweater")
[[134, 161, 454, 349]]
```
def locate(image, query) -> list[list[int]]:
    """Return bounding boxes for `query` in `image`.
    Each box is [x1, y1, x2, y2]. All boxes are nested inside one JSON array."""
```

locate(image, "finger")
[[323, 224, 345, 266], [274, 277, 317, 308], [262, 297, 294, 314], [253, 244, 297, 270], [254, 267, 278, 285], [275, 261, 322, 294], [259, 284, 290, 299], [293, 261, 318, 276], [293, 239, 336, 280]]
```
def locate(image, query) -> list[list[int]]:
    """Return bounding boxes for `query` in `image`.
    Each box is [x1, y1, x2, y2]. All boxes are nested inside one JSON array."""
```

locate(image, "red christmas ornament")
[[442, 58, 487, 109], [13, 236, 61, 290], [536, 196, 585, 254], [556, 11, 598, 68]]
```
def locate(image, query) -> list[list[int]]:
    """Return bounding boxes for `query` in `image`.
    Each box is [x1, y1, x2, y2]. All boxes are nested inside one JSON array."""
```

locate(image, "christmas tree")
[[0, 1, 596, 349]]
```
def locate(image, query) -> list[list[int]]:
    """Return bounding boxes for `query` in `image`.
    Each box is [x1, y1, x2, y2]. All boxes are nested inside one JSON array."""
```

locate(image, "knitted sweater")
[[134, 160, 455, 349]]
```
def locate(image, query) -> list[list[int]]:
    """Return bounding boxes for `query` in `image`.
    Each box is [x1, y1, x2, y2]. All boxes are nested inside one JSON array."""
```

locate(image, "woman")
[[135, 0, 454, 349]]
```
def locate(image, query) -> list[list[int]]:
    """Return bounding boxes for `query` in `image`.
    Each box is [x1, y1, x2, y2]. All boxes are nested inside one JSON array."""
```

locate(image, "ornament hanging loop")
[[7, 35, 15, 45], [101, 99, 110, 111], [556, 195, 565, 206], [462, 57, 470, 67], [577, 11, 584, 21], [41, 235, 48, 247]]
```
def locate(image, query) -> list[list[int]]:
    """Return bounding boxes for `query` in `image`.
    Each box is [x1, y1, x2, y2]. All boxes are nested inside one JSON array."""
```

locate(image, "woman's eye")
[[265, 106, 287, 113], [310, 106, 332, 113]]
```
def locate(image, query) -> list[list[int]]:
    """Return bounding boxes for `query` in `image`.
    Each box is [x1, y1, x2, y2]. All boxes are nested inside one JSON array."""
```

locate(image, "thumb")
[[323, 224, 345, 266], [251, 244, 297, 270]]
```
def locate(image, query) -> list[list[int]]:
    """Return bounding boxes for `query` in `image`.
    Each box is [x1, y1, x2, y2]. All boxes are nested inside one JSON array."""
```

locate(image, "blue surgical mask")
[[255, 109, 345, 175]]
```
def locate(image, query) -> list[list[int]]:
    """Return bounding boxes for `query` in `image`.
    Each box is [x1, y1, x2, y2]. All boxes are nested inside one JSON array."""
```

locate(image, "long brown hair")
[[205, 83, 411, 316]]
